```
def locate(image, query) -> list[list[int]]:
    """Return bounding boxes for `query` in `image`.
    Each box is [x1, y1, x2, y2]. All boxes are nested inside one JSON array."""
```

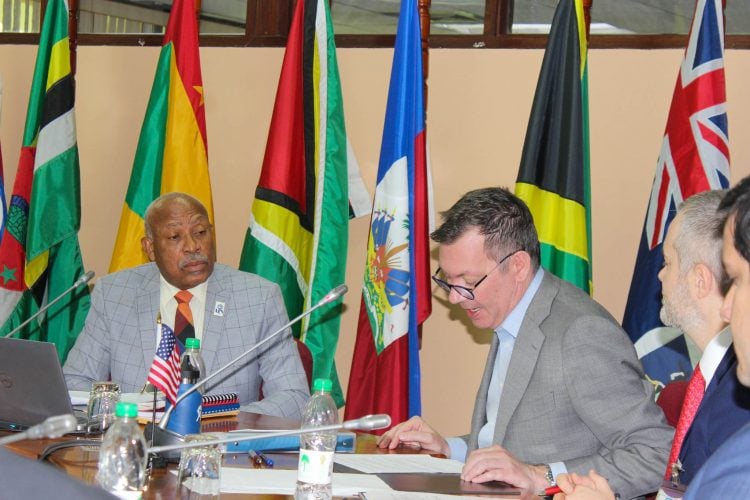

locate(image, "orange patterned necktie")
[[664, 365, 705, 479], [174, 290, 195, 344]]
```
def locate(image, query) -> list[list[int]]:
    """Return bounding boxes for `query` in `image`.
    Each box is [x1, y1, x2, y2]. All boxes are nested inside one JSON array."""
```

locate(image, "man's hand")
[[460, 445, 549, 491], [376, 416, 450, 456], [553, 470, 615, 500]]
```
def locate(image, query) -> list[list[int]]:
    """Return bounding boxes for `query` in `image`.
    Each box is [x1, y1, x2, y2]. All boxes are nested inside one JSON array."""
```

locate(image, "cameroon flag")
[[110, 0, 213, 272], [239, 0, 368, 405], [0, 0, 90, 362], [515, 0, 592, 293]]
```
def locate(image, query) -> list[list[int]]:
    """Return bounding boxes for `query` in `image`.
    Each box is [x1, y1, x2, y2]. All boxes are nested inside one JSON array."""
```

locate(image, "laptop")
[[0, 337, 87, 432]]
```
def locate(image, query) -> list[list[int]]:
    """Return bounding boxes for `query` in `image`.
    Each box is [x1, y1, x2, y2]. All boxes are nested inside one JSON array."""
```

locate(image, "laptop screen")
[[0, 337, 76, 428]]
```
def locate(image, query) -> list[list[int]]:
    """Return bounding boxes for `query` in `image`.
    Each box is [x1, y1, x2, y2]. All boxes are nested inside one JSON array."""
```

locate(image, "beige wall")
[[1, 45, 749, 436]]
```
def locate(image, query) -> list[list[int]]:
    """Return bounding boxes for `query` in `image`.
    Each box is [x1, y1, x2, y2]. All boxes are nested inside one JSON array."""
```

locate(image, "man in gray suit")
[[63, 193, 309, 419], [378, 187, 672, 499]]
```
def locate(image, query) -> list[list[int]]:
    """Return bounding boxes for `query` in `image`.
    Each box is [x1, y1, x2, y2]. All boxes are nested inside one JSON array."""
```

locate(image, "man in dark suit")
[[657, 191, 750, 484], [378, 187, 672, 499], [683, 174, 750, 498], [63, 193, 309, 418]]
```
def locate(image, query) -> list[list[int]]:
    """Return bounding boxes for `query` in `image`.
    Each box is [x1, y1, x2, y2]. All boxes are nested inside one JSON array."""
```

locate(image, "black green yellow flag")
[[515, 0, 592, 293], [0, 0, 90, 362]]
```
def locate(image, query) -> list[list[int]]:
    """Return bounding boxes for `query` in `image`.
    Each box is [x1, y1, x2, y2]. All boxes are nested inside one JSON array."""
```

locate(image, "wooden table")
[[3, 412, 535, 499]]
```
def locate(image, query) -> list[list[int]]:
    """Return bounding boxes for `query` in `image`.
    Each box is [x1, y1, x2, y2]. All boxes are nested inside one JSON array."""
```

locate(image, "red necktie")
[[664, 365, 705, 479], [174, 290, 195, 344]]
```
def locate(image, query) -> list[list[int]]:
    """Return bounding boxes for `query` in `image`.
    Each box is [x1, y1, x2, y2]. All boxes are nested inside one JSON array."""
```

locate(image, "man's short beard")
[[660, 280, 701, 332]]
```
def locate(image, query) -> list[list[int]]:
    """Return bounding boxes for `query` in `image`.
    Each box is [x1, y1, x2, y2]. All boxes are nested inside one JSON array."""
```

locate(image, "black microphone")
[[0, 414, 78, 445], [147, 414, 390, 455], [145, 284, 349, 452], [4, 271, 95, 339]]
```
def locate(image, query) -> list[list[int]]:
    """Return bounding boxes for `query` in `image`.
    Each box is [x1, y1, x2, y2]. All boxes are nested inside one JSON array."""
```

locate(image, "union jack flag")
[[623, 0, 729, 394], [147, 322, 183, 404]]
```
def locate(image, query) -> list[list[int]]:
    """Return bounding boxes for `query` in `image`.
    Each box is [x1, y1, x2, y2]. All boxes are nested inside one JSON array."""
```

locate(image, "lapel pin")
[[213, 301, 225, 317]]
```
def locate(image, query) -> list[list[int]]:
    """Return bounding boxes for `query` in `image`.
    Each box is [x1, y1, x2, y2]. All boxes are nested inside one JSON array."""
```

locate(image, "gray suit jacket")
[[63, 263, 309, 419], [467, 272, 672, 499]]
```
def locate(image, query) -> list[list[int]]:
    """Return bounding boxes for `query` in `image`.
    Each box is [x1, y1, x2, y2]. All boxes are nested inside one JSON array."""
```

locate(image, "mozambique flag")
[[0, 0, 90, 362], [109, 0, 213, 272], [515, 0, 592, 293], [239, 0, 368, 405], [344, 0, 432, 430]]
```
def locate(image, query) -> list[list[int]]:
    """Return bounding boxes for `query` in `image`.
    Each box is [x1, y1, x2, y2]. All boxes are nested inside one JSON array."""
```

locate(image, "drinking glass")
[[176, 433, 222, 499], [86, 381, 120, 434]]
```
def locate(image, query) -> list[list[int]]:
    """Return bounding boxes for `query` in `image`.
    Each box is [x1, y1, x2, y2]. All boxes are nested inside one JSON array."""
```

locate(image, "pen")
[[257, 451, 274, 467], [543, 485, 562, 496], [248, 450, 264, 468]]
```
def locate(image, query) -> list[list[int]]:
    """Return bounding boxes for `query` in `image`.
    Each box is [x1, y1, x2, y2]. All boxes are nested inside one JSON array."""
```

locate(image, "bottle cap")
[[312, 378, 333, 392], [115, 401, 138, 418], [185, 338, 201, 349]]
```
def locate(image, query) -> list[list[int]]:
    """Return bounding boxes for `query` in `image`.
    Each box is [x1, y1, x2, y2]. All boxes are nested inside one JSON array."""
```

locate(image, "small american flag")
[[147, 322, 182, 404]]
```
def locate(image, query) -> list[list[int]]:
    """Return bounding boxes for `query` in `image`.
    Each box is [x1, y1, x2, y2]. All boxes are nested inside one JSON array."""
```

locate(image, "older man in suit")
[[378, 187, 672, 499], [658, 190, 750, 485], [63, 192, 309, 419]]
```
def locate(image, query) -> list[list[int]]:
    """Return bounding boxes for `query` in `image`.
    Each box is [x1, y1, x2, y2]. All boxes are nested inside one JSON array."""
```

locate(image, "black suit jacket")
[[678, 345, 750, 484]]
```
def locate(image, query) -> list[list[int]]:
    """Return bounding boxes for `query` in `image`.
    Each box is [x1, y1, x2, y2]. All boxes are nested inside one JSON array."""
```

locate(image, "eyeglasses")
[[432, 249, 521, 300]]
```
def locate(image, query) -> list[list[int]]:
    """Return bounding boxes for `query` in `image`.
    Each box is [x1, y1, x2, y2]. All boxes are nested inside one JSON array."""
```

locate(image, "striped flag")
[[147, 321, 183, 404], [515, 0, 592, 294], [239, 0, 367, 405], [0, 0, 90, 362], [344, 0, 432, 429], [109, 0, 214, 272], [623, 0, 729, 393]]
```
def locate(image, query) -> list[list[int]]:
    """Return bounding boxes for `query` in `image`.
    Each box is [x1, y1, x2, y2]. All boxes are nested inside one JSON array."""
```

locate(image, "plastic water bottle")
[[97, 401, 148, 494], [295, 378, 338, 500], [166, 342, 203, 435], [182, 337, 206, 382]]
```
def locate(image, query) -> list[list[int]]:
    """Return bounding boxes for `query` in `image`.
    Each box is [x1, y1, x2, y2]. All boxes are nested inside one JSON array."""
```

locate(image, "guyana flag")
[[239, 0, 368, 406], [0, 0, 90, 362], [515, 0, 592, 293], [109, 0, 214, 272]]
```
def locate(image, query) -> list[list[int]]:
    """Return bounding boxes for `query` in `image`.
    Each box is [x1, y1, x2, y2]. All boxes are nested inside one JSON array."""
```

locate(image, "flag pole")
[[418, 0, 430, 113], [194, 0, 201, 29], [68, 0, 78, 77], [583, 0, 592, 42]]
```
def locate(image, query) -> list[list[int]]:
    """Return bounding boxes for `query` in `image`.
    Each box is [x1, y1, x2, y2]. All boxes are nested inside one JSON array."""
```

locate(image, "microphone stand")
[[0, 414, 78, 445], [4, 271, 95, 339], [148, 414, 391, 456], [144, 284, 348, 452]]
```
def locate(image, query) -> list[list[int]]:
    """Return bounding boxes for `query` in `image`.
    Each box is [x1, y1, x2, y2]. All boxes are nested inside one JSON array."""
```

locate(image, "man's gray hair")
[[143, 192, 207, 239], [674, 190, 726, 288]]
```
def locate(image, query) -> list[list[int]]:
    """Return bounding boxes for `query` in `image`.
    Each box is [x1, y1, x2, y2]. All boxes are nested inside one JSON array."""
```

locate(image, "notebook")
[[0, 337, 86, 431]]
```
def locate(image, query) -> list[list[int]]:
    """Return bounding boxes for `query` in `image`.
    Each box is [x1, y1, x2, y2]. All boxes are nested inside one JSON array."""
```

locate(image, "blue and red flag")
[[622, 0, 729, 395], [147, 321, 183, 404], [345, 0, 432, 429]]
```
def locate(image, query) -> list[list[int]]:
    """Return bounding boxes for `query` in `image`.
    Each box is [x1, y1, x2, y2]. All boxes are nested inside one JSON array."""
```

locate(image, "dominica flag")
[[0, 0, 90, 362], [515, 0, 592, 294], [239, 0, 369, 405], [344, 0, 432, 429], [110, 0, 214, 272], [623, 0, 729, 392]]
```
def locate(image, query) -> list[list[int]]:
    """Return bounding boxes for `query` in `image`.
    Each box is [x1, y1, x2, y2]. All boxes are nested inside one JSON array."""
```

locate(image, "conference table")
[[3, 412, 537, 499]]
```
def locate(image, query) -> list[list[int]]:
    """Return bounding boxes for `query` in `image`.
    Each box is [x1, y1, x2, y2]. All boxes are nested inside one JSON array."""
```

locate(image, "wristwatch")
[[535, 463, 554, 485]]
